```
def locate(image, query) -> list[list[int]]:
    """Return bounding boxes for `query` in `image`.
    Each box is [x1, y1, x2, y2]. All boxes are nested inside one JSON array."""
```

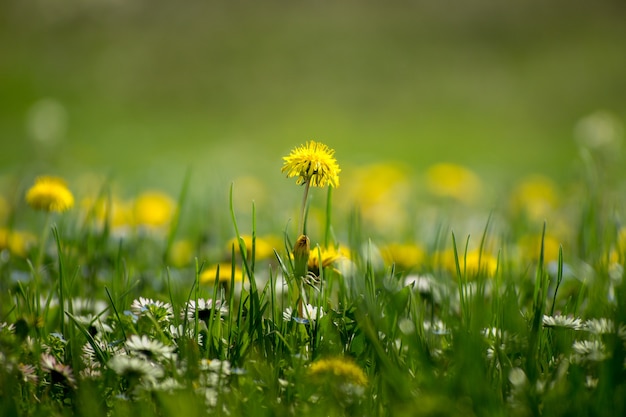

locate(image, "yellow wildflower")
[[81, 195, 134, 231], [0, 229, 37, 257], [25, 176, 74, 212], [281, 140, 340, 188], [168, 239, 195, 268], [518, 233, 562, 264], [381, 243, 425, 270], [308, 357, 368, 387], [226, 234, 277, 261], [509, 175, 559, 221], [433, 248, 498, 278], [425, 163, 482, 204], [308, 244, 349, 275], [133, 191, 175, 228], [339, 163, 411, 234], [200, 262, 244, 284]]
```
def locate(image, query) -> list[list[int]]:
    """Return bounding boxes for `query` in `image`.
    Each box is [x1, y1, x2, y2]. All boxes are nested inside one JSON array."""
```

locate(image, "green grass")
[[2, 1, 626, 415], [2, 133, 626, 416]]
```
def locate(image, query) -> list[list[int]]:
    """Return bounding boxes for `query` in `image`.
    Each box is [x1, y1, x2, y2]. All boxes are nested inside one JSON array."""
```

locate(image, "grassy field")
[[1, 1, 626, 416]]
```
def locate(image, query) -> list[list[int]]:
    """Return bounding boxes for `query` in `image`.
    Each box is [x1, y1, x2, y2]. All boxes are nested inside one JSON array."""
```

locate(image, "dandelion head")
[[226, 234, 277, 261], [308, 244, 349, 275], [199, 263, 244, 285], [381, 242, 425, 270], [133, 191, 175, 228], [281, 140, 340, 188], [25, 176, 74, 212], [425, 163, 482, 204], [0, 229, 37, 258], [509, 175, 559, 221], [308, 357, 368, 387]]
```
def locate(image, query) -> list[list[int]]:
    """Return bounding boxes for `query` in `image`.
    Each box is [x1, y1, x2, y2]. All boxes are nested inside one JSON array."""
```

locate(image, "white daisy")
[[130, 297, 173, 323], [107, 355, 164, 381], [583, 318, 614, 335], [40, 353, 77, 389], [181, 298, 228, 321], [542, 314, 583, 330], [125, 334, 175, 360], [283, 304, 324, 324], [571, 340, 607, 362]]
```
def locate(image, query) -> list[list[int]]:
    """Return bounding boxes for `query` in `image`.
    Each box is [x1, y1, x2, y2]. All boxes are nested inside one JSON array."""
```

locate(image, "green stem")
[[299, 180, 311, 236], [35, 213, 52, 275]]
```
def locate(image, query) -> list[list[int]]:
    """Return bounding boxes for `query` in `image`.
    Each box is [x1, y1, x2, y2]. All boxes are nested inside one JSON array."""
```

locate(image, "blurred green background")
[[1, 0, 625, 196]]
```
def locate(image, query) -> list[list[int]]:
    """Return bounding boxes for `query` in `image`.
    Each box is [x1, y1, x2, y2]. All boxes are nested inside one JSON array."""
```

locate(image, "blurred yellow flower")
[[433, 248, 498, 278], [381, 242, 425, 270], [226, 234, 277, 261], [509, 175, 559, 221], [308, 244, 349, 275], [340, 163, 411, 234], [81, 196, 134, 231], [168, 239, 195, 268], [25, 176, 74, 212], [426, 163, 482, 204], [282, 140, 340, 188], [518, 233, 562, 264], [133, 191, 175, 228], [200, 262, 244, 284], [308, 357, 367, 387], [0, 228, 37, 257]]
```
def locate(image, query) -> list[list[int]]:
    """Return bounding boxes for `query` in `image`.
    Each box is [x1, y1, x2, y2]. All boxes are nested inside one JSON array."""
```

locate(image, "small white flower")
[[542, 315, 583, 330], [108, 355, 164, 380], [424, 319, 449, 335], [583, 318, 614, 335], [508, 368, 528, 388], [125, 334, 175, 360], [283, 304, 324, 324], [571, 340, 607, 362], [40, 353, 77, 388], [130, 297, 173, 323], [181, 298, 228, 321]]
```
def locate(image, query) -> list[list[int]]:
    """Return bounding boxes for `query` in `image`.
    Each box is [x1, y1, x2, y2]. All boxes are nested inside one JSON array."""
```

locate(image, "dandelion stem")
[[299, 180, 311, 236]]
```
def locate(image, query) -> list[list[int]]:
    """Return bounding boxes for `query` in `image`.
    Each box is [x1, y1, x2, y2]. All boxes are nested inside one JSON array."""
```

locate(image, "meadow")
[[2, 1, 626, 416], [1, 133, 626, 416]]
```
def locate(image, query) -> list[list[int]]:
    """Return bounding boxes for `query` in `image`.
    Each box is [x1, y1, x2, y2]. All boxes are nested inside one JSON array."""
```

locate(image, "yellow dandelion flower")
[[308, 357, 367, 387], [509, 175, 559, 221], [464, 250, 498, 277], [200, 262, 244, 284], [381, 243, 425, 270], [308, 244, 349, 275], [425, 163, 482, 204], [25, 176, 74, 212], [281, 140, 340, 188], [0, 228, 37, 258], [339, 163, 411, 235], [80, 195, 134, 231], [168, 239, 195, 268], [133, 191, 175, 228], [518, 233, 562, 264], [226, 234, 277, 261], [433, 248, 498, 278]]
